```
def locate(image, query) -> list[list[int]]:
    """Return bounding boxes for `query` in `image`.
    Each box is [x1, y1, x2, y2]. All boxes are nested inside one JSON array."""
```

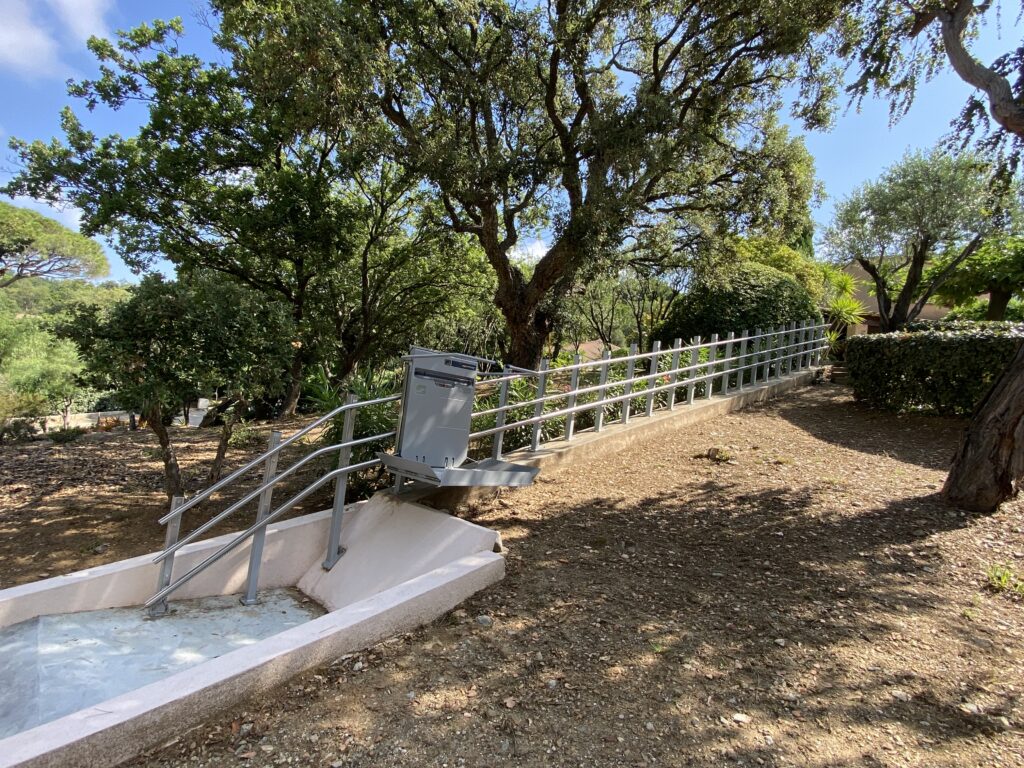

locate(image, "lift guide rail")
[[380, 347, 539, 488]]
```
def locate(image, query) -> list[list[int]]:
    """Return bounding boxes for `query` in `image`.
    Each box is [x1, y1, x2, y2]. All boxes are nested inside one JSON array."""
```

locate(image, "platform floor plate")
[[0, 588, 323, 739]]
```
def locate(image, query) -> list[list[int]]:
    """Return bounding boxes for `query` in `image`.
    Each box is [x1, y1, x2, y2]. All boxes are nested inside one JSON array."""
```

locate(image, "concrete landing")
[[0, 588, 323, 739]]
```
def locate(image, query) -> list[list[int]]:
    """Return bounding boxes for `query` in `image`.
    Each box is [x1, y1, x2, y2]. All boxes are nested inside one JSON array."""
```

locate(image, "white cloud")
[[511, 238, 549, 265], [0, 0, 113, 80], [45, 0, 112, 42], [10, 195, 83, 231], [0, 0, 63, 78]]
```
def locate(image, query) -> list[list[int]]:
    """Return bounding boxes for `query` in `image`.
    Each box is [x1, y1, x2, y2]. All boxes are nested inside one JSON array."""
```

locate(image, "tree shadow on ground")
[[770, 385, 967, 471]]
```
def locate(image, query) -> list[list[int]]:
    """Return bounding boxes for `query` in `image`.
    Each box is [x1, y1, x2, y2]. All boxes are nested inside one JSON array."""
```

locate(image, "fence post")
[[738, 331, 749, 391], [645, 340, 661, 417], [492, 366, 511, 460], [621, 343, 638, 424], [148, 495, 184, 617], [321, 393, 357, 571], [705, 334, 718, 399], [789, 321, 799, 374], [801, 320, 812, 369], [770, 326, 782, 379], [565, 354, 581, 441], [813, 322, 825, 366], [668, 338, 682, 410], [531, 358, 549, 451], [686, 336, 700, 404], [241, 430, 285, 597], [720, 332, 734, 394], [752, 328, 763, 384], [595, 350, 611, 432]]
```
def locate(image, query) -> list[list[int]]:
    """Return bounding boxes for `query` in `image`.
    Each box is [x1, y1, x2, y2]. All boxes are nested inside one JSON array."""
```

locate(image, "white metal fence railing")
[[146, 319, 827, 613]]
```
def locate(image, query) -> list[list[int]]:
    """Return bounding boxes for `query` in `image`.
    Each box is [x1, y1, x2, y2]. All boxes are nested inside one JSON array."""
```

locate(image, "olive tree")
[[822, 150, 998, 331]]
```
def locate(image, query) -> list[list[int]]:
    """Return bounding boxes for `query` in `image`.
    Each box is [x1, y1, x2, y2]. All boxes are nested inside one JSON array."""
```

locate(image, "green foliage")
[[0, 201, 107, 288], [986, 564, 1024, 597], [947, 298, 1024, 322], [822, 149, 1001, 330], [60, 273, 294, 416], [227, 421, 264, 450], [48, 426, 88, 444], [731, 237, 826, 300], [657, 262, 821, 343], [931, 235, 1024, 319], [0, 418, 36, 444], [827, 293, 868, 329], [846, 323, 1024, 415]]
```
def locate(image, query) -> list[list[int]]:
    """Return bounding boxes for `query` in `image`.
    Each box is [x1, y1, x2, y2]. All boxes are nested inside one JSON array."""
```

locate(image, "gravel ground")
[[118, 384, 1024, 768]]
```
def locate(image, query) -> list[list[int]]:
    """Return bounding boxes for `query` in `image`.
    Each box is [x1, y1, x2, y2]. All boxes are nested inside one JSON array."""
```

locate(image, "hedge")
[[656, 261, 821, 343], [846, 323, 1024, 415]]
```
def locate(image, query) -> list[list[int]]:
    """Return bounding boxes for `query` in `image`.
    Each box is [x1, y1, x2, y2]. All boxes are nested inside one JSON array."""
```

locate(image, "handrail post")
[[621, 343, 637, 424], [753, 328, 764, 383], [813, 322, 825, 366], [705, 334, 718, 399], [148, 495, 184, 617], [738, 331, 749, 391], [668, 338, 682, 410], [800, 320, 811, 369], [241, 429, 283, 602], [773, 326, 784, 379], [686, 336, 700, 404], [492, 366, 511, 460], [790, 321, 800, 373], [645, 340, 661, 417], [530, 358, 549, 451], [565, 354, 581, 441], [721, 332, 734, 394], [594, 350, 611, 432], [322, 396, 357, 571]]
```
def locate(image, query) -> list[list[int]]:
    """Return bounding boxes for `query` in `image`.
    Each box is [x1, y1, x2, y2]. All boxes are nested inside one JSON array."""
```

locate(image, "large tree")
[[933, 235, 1024, 320], [0, 201, 107, 288], [823, 149, 999, 331], [842, 0, 1024, 511], [4, 19, 481, 414], [61, 274, 294, 499], [216, 0, 848, 366]]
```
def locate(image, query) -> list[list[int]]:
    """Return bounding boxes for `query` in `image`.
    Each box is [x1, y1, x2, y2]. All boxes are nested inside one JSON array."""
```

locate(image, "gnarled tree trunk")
[[145, 402, 185, 501], [942, 342, 1024, 512], [986, 287, 1012, 321]]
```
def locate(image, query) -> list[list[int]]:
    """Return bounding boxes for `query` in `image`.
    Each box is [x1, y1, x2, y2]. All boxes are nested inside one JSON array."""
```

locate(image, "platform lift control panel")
[[379, 347, 539, 488]]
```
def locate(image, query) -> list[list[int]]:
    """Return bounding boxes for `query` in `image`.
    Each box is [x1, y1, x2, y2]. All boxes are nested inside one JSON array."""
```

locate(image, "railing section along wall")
[[148, 320, 828, 611]]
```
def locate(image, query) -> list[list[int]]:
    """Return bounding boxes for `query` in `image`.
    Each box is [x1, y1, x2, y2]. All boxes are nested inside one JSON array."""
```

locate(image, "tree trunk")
[[146, 402, 185, 501], [986, 287, 1013, 321], [505, 309, 551, 368], [942, 342, 1024, 512], [206, 401, 244, 485], [280, 350, 304, 417]]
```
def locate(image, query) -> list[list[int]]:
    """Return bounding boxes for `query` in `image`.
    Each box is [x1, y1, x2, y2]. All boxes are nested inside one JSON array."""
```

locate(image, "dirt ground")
[[0, 419, 339, 589], [4, 384, 1024, 766]]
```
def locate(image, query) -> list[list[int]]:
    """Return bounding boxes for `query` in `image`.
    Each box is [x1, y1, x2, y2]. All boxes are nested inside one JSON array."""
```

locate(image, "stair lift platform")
[[379, 347, 539, 488]]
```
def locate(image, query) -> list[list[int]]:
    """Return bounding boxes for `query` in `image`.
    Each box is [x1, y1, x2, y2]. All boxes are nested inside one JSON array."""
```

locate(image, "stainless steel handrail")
[[160, 394, 401, 523], [145, 458, 382, 608], [153, 430, 396, 563]]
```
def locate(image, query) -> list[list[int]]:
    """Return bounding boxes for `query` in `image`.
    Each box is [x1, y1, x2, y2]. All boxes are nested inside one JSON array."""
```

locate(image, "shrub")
[[657, 262, 821, 344], [49, 426, 88, 444], [0, 419, 37, 444], [846, 324, 1024, 415]]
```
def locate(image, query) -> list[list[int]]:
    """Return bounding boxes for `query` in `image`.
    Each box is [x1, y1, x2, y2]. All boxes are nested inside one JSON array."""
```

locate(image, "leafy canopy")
[[0, 201, 107, 288]]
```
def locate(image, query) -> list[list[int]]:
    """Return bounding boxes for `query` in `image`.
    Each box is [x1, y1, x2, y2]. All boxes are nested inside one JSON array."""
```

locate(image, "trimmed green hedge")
[[847, 323, 1024, 415], [657, 262, 821, 343]]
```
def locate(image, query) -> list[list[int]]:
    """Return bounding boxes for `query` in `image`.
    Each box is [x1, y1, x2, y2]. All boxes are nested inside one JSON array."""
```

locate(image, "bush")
[[657, 262, 821, 343], [847, 324, 1024, 415], [0, 419, 37, 444], [49, 426, 88, 444]]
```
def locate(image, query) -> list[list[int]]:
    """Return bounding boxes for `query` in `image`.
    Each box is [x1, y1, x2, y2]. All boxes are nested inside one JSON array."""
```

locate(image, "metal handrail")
[[148, 320, 825, 611], [153, 430, 396, 563], [145, 458, 381, 608], [473, 327, 827, 419], [160, 393, 401, 523]]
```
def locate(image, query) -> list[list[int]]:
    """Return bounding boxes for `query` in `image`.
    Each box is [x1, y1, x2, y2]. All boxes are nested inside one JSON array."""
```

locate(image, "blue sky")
[[0, 1, 1018, 280]]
